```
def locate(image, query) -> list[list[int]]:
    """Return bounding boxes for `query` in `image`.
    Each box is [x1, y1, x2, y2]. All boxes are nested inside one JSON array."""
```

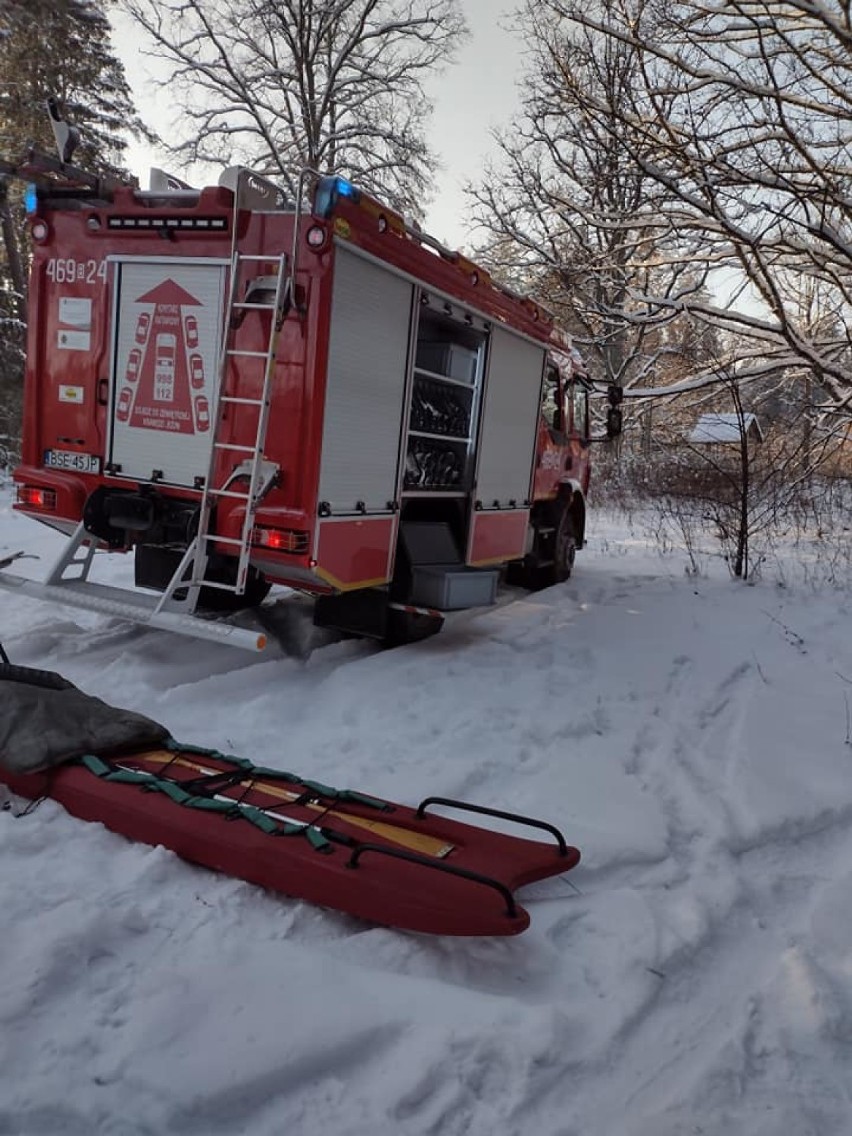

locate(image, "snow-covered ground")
[[2, 484, 852, 1136]]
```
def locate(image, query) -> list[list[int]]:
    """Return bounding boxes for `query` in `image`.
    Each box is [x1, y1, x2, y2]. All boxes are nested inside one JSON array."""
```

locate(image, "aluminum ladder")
[[156, 250, 288, 616]]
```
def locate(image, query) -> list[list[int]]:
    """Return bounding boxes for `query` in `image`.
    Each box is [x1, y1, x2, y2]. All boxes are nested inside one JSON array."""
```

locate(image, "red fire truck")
[[1, 143, 601, 651]]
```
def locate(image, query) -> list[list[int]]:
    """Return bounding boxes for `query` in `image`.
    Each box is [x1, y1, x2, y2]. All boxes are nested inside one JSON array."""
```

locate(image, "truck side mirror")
[[606, 385, 623, 439]]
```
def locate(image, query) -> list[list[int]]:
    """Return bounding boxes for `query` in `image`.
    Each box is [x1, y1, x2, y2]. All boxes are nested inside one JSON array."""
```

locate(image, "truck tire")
[[508, 502, 577, 591], [550, 503, 578, 585]]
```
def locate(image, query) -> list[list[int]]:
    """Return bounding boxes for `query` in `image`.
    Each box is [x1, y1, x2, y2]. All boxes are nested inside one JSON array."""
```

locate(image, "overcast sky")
[[111, 1, 523, 252], [423, 1, 522, 246]]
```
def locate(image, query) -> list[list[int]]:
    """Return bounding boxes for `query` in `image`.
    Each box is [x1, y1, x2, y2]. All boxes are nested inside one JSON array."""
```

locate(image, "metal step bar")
[[0, 570, 268, 651], [0, 523, 267, 652]]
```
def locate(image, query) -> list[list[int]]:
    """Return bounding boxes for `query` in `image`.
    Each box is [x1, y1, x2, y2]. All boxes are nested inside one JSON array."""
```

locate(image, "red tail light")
[[251, 527, 309, 553], [17, 486, 57, 510]]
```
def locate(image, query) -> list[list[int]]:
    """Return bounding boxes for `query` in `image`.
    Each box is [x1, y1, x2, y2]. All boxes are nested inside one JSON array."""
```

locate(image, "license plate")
[[43, 448, 101, 474]]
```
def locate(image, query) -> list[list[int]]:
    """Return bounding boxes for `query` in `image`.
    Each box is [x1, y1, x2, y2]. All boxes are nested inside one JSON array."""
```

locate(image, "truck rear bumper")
[[0, 569, 269, 652]]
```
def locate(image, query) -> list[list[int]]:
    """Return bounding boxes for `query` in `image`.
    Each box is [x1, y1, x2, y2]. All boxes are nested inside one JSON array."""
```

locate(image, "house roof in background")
[[687, 412, 764, 444]]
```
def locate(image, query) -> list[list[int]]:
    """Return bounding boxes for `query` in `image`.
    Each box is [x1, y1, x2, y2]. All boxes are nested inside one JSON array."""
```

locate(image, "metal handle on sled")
[[415, 797, 570, 857], [345, 842, 518, 920]]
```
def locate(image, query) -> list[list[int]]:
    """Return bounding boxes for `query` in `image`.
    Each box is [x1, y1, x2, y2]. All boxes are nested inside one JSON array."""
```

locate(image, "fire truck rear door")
[[314, 245, 413, 589], [468, 327, 547, 565], [106, 257, 228, 487]]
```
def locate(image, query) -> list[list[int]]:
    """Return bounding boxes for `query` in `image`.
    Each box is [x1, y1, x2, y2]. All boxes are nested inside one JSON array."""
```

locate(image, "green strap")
[[335, 789, 388, 811], [247, 768, 386, 810], [78, 754, 329, 847], [298, 778, 378, 806], [80, 753, 114, 778], [165, 743, 390, 812]]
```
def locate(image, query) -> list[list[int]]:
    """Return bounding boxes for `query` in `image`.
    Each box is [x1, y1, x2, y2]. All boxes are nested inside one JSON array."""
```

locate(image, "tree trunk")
[[731, 382, 749, 579], [0, 180, 28, 324]]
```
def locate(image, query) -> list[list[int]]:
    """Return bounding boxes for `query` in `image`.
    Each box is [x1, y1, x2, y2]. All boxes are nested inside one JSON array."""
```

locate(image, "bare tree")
[[622, 351, 850, 579], [528, 0, 852, 420], [468, 0, 710, 395], [124, 0, 467, 219]]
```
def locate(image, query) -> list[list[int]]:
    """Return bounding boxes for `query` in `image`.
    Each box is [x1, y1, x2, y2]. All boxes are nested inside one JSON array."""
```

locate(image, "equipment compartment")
[[403, 298, 488, 495], [409, 377, 473, 438]]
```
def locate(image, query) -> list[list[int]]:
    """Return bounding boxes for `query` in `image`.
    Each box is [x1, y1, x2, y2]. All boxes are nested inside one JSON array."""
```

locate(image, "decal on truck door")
[[109, 260, 227, 487], [118, 280, 202, 435]]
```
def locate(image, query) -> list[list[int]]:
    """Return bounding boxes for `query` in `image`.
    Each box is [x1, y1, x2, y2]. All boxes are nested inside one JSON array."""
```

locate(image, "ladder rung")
[[195, 250, 284, 559], [199, 535, 246, 548], [193, 579, 241, 594]]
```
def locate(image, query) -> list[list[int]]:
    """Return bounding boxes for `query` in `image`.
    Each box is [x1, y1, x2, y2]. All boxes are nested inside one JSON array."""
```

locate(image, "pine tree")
[[0, 0, 151, 442], [0, 0, 151, 174]]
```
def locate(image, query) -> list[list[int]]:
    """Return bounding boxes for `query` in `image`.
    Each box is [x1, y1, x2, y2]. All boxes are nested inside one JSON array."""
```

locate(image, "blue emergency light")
[[24, 183, 39, 215], [313, 175, 361, 219], [335, 176, 358, 200]]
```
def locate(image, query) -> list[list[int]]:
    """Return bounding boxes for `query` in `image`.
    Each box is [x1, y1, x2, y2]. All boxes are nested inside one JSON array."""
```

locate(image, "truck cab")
[[503, 355, 591, 590]]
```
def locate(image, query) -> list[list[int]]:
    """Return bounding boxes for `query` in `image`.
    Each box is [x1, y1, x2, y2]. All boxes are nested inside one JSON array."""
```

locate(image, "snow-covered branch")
[[123, 0, 467, 218], [471, 0, 852, 419]]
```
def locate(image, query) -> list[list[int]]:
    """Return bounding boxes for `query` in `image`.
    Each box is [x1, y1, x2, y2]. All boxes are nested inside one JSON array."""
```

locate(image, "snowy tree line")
[[471, 1, 852, 447], [1, 0, 850, 471], [0, 0, 149, 447]]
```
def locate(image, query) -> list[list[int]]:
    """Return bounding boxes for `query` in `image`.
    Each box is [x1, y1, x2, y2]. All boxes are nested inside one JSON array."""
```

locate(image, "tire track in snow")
[[613, 653, 758, 885], [572, 814, 852, 1135], [521, 644, 852, 1135]]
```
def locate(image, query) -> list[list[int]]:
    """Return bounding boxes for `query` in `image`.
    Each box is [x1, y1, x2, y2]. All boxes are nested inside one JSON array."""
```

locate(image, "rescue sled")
[[0, 665, 580, 936]]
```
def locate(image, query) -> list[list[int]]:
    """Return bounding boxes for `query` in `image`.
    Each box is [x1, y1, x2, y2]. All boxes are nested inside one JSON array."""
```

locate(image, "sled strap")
[[78, 754, 329, 846], [286, 779, 389, 811], [165, 740, 389, 811]]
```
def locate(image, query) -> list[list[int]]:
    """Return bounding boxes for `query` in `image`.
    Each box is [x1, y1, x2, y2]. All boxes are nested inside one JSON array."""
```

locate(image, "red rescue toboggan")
[[0, 661, 580, 936]]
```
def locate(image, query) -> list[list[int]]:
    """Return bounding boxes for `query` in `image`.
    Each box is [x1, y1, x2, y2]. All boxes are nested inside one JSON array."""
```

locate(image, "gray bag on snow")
[[0, 664, 170, 775]]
